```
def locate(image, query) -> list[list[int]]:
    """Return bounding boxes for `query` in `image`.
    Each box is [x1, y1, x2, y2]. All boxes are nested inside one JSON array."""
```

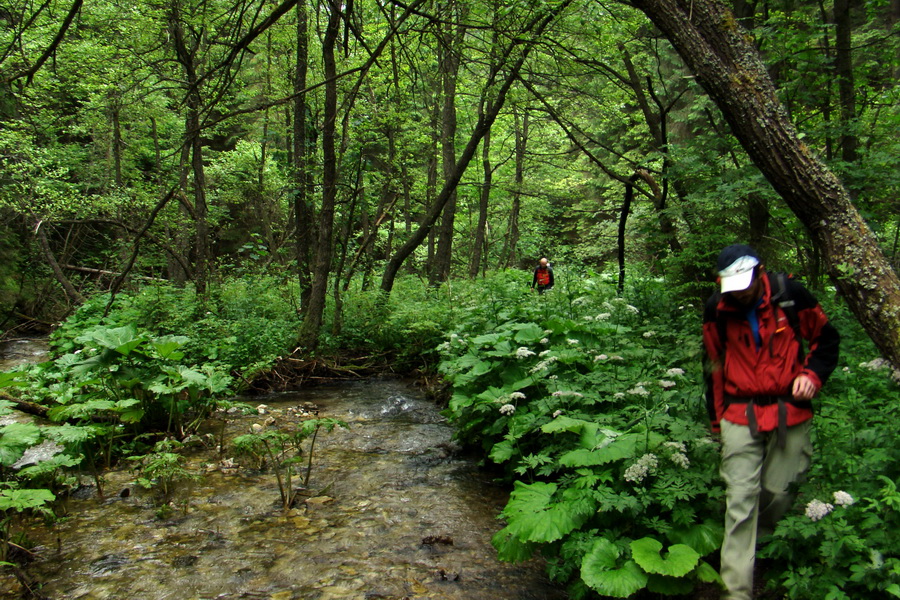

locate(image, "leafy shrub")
[[438, 271, 724, 598], [760, 358, 900, 599]]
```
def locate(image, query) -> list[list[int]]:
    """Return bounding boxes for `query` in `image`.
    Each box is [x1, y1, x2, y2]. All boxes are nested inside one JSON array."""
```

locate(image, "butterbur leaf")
[[0, 372, 24, 388], [84, 325, 146, 355], [491, 528, 538, 562], [0, 423, 42, 466], [43, 424, 101, 445], [489, 439, 515, 463], [646, 573, 694, 595], [0, 488, 55, 512], [694, 560, 723, 584], [668, 520, 723, 556], [499, 481, 595, 543], [541, 415, 594, 435], [512, 323, 544, 344], [581, 538, 649, 598], [631, 537, 700, 577], [150, 335, 189, 359]]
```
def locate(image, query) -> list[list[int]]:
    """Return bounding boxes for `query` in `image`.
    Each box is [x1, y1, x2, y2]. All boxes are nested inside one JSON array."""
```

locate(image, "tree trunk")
[[293, 0, 314, 311], [297, 0, 340, 349], [469, 105, 492, 278], [432, 5, 465, 284], [34, 221, 84, 305], [630, 0, 900, 369], [833, 0, 858, 165], [503, 108, 526, 268]]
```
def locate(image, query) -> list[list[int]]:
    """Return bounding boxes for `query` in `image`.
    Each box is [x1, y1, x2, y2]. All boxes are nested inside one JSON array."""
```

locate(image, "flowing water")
[[1, 377, 567, 600]]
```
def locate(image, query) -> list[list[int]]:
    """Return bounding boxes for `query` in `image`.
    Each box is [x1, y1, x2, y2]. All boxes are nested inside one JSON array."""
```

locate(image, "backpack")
[[715, 271, 803, 357]]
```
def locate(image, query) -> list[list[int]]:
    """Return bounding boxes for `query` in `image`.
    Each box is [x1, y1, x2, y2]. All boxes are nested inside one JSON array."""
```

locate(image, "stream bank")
[[1, 379, 566, 600]]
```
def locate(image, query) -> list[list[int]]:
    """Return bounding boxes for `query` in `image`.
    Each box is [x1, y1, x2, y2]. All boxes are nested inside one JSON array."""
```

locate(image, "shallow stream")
[[2, 378, 566, 600]]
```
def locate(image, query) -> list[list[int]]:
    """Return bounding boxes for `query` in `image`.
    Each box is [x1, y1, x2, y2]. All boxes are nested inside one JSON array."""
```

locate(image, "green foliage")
[[50, 277, 301, 380], [438, 271, 722, 597], [129, 438, 198, 507], [233, 417, 348, 509], [759, 355, 900, 599]]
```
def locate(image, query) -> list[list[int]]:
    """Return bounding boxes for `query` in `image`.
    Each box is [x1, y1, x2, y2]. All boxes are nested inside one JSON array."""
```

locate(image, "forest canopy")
[[0, 0, 898, 363]]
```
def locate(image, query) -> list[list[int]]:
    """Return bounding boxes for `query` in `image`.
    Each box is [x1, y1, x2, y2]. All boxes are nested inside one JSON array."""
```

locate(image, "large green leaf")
[[646, 573, 694, 595], [43, 424, 101, 445], [0, 488, 55, 512], [0, 423, 42, 466], [512, 322, 544, 344], [84, 325, 146, 355], [667, 520, 724, 556], [630, 537, 700, 577], [0, 371, 24, 388], [581, 538, 649, 598], [149, 335, 189, 360], [499, 481, 595, 543], [489, 439, 515, 463]]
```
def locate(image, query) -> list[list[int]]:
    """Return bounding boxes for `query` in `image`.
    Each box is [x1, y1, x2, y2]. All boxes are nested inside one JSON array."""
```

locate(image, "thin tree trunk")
[[469, 107, 491, 278], [502, 108, 526, 268], [432, 4, 465, 283], [34, 221, 84, 305], [833, 0, 858, 165], [297, 0, 340, 349], [293, 0, 314, 311]]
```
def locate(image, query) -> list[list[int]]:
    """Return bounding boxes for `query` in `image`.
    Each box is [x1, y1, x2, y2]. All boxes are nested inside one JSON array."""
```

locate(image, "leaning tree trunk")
[[629, 0, 900, 369]]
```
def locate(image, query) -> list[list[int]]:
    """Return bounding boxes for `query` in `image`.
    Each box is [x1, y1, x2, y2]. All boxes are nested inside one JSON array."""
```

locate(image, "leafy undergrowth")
[[433, 269, 900, 599]]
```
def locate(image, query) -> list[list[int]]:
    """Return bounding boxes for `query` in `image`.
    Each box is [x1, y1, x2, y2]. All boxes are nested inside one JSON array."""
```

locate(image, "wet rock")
[[305, 496, 334, 508], [90, 553, 128, 575], [171, 554, 198, 568]]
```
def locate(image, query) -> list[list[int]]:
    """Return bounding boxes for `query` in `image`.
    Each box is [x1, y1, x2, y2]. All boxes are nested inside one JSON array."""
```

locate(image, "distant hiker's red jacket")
[[702, 272, 840, 433]]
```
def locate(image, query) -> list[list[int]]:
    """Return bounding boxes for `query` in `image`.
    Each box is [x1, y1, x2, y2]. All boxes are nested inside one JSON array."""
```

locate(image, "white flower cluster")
[[529, 356, 558, 373], [805, 499, 834, 521], [499, 403, 516, 416], [551, 390, 584, 398], [626, 385, 650, 397], [833, 490, 855, 506], [539, 349, 552, 357], [658, 380, 677, 390], [567, 338, 579, 346], [642, 331, 656, 338], [665, 367, 685, 376], [626, 304, 640, 314], [596, 313, 612, 321], [516, 346, 536, 359], [552, 410, 563, 418], [806, 491, 855, 521], [624, 453, 658, 483], [509, 391, 526, 401], [664, 441, 689, 469], [594, 354, 608, 362], [859, 358, 890, 371], [540, 337, 550, 345]]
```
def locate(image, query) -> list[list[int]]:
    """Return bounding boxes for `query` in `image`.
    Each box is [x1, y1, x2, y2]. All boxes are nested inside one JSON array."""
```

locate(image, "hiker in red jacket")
[[703, 244, 839, 600], [531, 258, 554, 294]]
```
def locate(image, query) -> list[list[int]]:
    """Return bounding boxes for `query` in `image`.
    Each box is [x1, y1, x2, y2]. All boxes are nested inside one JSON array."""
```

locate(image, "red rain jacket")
[[702, 272, 839, 433]]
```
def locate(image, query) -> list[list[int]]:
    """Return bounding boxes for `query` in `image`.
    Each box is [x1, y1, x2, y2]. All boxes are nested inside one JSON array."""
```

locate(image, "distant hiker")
[[531, 258, 554, 294], [703, 244, 840, 600]]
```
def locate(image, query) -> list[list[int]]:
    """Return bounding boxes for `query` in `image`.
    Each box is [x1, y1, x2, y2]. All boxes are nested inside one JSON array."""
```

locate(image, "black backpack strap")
[[769, 272, 804, 359]]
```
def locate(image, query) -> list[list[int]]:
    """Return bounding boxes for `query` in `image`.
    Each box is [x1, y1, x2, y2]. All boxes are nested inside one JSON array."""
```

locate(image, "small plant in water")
[[128, 438, 198, 507], [233, 416, 347, 509]]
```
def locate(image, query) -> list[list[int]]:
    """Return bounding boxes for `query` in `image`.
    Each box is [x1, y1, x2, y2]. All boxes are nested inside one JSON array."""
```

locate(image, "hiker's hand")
[[792, 375, 816, 400]]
